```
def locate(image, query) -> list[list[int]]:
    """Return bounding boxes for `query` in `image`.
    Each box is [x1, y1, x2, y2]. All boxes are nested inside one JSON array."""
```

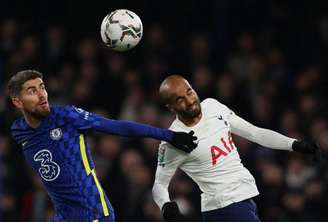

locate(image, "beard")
[[177, 100, 202, 119], [24, 105, 50, 120]]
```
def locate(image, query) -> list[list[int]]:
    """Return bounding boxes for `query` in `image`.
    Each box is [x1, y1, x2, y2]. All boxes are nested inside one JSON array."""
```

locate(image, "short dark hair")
[[7, 70, 43, 97]]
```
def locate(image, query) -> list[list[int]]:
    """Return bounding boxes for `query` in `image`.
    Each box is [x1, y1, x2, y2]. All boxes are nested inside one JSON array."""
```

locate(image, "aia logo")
[[211, 131, 235, 165]]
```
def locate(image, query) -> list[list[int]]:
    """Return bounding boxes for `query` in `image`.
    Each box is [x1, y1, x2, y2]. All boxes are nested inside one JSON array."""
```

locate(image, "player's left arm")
[[93, 116, 197, 152], [229, 113, 321, 160], [66, 106, 197, 152]]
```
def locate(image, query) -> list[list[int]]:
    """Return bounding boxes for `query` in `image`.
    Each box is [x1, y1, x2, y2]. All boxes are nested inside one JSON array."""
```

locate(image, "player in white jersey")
[[152, 75, 321, 222]]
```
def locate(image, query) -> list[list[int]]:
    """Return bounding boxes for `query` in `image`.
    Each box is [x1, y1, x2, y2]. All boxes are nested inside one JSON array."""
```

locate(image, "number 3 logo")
[[33, 149, 61, 181]]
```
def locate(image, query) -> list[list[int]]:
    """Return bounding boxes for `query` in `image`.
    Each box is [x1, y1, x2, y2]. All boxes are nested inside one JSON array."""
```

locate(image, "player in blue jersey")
[[7, 70, 198, 222]]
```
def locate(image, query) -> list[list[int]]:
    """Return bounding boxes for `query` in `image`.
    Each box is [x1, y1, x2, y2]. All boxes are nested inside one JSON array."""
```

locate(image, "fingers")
[[188, 131, 197, 149], [190, 143, 197, 149], [188, 130, 197, 141]]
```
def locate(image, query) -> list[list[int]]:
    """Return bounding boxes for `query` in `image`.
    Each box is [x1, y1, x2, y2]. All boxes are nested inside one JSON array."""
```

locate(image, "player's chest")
[[23, 124, 81, 171], [23, 122, 79, 154], [188, 116, 236, 164], [192, 114, 230, 142]]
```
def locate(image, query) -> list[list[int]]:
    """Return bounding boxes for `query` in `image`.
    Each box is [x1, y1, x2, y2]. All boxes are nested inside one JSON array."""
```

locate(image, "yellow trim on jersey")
[[79, 134, 91, 175], [93, 220, 98, 222], [79, 134, 109, 217], [91, 169, 109, 216]]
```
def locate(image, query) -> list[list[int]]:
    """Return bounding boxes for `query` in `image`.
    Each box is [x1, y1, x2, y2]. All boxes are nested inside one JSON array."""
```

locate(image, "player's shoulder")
[[11, 118, 31, 143], [11, 117, 27, 131], [201, 98, 229, 112], [168, 118, 189, 132], [52, 105, 84, 118], [201, 98, 225, 108], [201, 98, 234, 118], [52, 105, 73, 114], [158, 139, 188, 158]]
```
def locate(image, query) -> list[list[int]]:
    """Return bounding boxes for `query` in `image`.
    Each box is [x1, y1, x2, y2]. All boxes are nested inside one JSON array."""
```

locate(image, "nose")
[[186, 95, 194, 105], [38, 89, 46, 99]]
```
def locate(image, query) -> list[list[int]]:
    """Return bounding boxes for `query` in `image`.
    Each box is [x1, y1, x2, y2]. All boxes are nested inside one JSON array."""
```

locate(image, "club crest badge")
[[50, 128, 63, 140], [158, 146, 166, 167]]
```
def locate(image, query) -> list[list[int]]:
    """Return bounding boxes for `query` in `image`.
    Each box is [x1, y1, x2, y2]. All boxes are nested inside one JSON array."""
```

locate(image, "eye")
[[28, 88, 37, 95], [177, 98, 184, 104], [186, 88, 194, 95]]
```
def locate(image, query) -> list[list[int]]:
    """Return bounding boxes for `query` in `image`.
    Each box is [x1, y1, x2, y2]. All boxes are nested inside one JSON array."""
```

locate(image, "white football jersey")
[[155, 98, 259, 212]]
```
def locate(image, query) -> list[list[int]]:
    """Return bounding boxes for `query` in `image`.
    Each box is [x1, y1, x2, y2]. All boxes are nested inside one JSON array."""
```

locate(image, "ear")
[[12, 97, 23, 109], [166, 104, 176, 114]]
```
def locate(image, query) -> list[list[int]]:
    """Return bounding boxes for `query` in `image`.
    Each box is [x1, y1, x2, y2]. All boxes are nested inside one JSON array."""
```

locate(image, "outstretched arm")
[[66, 106, 197, 152], [92, 116, 197, 152], [229, 114, 321, 161], [93, 116, 173, 140], [229, 114, 295, 150]]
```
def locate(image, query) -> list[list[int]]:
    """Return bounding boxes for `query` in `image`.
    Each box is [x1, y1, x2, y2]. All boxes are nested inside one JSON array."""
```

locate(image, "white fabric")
[[152, 98, 296, 212], [229, 114, 295, 151]]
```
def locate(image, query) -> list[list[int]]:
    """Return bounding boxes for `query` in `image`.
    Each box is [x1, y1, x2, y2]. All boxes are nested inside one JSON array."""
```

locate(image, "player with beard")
[[152, 75, 321, 222], [7, 70, 197, 222]]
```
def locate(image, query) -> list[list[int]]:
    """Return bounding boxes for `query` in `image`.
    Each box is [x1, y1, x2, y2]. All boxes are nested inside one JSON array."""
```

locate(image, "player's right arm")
[[64, 106, 197, 152], [152, 143, 187, 222], [228, 109, 321, 161], [229, 114, 296, 150], [207, 98, 321, 161]]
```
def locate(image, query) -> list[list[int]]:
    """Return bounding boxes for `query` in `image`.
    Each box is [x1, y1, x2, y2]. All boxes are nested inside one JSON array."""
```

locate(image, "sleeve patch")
[[73, 106, 90, 120], [158, 146, 166, 167]]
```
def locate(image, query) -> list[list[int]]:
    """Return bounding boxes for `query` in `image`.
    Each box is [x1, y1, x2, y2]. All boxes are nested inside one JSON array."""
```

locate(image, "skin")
[[159, 75, 202, 127], [11, 78, 50, 128]]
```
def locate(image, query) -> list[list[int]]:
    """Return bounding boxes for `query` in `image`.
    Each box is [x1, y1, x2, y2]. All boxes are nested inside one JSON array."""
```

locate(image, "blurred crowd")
[[0, 1, 328, 222]]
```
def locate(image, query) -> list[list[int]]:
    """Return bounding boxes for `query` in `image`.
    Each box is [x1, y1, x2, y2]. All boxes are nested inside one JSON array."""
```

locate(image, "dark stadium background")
[[1, 0, 328, 221]]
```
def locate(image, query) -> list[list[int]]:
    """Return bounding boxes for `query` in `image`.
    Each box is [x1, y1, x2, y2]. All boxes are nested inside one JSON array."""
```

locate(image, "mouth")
[[188, 103, 198, 111], [39, 101, 48, 106]]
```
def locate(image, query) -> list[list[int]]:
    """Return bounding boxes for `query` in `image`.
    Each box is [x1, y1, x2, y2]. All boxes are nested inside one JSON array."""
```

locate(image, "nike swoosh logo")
[[22, 141, 28, 147]]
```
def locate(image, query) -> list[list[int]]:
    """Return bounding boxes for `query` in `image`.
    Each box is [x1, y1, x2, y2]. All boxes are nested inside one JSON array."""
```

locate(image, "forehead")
[[168, 79, 191, 97], [22, 78, 44, 90]]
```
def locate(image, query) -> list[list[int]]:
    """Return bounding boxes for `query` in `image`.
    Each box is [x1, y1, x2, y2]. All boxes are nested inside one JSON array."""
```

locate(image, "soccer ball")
[[100, 9, 143, 52]]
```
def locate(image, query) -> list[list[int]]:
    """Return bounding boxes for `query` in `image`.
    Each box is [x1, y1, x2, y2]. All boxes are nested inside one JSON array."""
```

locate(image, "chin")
[[42, 108, 51, 116], [36, 108, 50, 117], [185, 110, 201, 118], [190, 107, 201, 117], [192, 111, 201, 118]]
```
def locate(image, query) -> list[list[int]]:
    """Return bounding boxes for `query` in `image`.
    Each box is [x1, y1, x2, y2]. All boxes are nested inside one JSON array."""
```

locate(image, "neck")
[[23, 111, 45, 129], [178, 112, 202, 127]]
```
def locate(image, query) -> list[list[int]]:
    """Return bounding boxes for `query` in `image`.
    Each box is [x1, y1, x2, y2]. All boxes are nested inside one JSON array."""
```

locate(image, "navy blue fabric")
[[93, 116, 172, 141], [202, 199, 262, 222], [11, 106, 116, 221], [10, 105, 173, 222]]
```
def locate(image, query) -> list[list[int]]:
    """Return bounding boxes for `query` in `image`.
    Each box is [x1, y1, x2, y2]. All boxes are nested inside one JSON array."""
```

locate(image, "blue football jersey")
[[11, 106, 114, 222]]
